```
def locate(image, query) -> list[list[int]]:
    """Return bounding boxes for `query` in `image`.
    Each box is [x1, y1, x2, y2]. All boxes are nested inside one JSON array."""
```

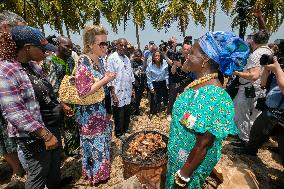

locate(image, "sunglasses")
[[96, 41, 108, 47], [118, 43, 128, 48], [31, 44, 46, 52]]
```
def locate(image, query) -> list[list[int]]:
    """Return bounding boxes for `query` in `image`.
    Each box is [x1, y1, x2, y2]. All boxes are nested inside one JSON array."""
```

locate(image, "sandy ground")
[[0, 98, 283, 189]]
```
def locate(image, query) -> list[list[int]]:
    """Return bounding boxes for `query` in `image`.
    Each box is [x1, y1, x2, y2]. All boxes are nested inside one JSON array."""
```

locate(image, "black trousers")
[[133, 82, 146, 114], [105, 88, 112, 114], [17, 127, 62, 189], [150, 80, 168, 115], [112, 104, 131, 136], [166, 81, 189, 115], [247, 111, 284, 164]]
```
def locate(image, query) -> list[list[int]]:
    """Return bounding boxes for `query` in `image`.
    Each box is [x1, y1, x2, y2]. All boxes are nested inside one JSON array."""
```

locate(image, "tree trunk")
[[135, 23, 141, 49], [93, 9, 101, 25], [212, 0, 216, 32], [208, 5, 211, 31], [66, 25, 71, 38], [23, 0, 26, 20], [212, 10, 216, 31], [40, 24, 45, 35]]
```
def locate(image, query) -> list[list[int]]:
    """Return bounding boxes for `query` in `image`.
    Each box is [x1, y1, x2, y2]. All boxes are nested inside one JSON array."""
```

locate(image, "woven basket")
[[59, 75, 105, 105], [122, 131, 168, 189]]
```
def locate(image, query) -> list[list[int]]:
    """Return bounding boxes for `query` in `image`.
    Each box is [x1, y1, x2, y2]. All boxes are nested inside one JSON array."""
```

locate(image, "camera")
[[159, 40, 169, 52], [159, 40, 182, 52], [183, 36, 192, 45], [159, 40, 183, 63], [260, 54, 274, 65], [259, 39, 284, 66]]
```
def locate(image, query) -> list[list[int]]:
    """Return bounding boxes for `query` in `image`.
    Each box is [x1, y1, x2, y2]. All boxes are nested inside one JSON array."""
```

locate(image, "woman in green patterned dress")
[[166, 31, 250, 188]]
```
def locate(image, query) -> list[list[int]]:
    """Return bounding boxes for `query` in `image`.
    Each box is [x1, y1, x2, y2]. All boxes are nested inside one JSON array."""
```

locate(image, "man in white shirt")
[[107, 38, 135, 137]]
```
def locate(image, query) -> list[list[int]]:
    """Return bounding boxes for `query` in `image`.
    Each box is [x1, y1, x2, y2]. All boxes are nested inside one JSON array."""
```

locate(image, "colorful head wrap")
[[198, 31, 250, 76], [0, 32, 16, 60]]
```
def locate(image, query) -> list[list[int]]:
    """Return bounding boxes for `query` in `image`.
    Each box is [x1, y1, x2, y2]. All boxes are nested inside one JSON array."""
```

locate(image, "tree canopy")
[[1, 0, 283, 42]]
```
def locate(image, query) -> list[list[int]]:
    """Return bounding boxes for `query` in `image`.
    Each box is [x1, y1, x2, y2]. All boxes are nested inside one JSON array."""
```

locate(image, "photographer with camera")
[[165, 43, 195, 121], [161, 36, 195, 121], [232, 9, 272, 146], [235, 55, 284, 164]]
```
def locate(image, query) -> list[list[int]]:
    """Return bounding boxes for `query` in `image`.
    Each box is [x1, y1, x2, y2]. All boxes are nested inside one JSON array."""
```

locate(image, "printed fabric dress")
[[166, 85, 238, 188], [75, 55, 112, 184]]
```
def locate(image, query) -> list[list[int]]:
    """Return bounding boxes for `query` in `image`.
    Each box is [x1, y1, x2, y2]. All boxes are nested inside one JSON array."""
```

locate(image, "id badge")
[[180, 113, 197, 129]]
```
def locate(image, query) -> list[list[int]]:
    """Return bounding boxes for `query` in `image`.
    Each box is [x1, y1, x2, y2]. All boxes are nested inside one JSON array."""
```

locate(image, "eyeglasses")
[[95, 41, 108, 47]]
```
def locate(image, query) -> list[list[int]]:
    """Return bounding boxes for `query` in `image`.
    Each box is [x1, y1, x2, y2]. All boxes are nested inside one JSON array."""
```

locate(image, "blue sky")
[[45, 8, 284, 49]]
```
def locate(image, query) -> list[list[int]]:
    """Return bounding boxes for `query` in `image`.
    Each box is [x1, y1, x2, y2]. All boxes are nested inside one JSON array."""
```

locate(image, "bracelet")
[[41, 130, 50, 140], [44, 134, 53, 142], [176, 170, 190, 183], [174, 174, 186, 187]]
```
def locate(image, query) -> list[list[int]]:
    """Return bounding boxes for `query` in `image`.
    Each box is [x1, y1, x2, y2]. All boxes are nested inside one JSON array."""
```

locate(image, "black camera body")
[[183, 36, 192, 45], [159, 40, 183, 52], [259, 39, 284, 66], [159, 40, 169, 52], [260, 54, 274, 65]]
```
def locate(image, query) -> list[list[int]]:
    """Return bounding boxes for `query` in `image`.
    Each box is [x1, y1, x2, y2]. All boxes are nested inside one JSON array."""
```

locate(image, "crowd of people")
[[0, 9, 283, 189]]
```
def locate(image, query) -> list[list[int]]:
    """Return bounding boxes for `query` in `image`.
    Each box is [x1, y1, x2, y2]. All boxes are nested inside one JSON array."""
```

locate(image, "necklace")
[[184, 73, 218, 90]]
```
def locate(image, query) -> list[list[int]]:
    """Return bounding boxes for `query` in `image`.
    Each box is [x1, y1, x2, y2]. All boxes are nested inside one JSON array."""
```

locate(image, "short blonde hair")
[[83, 25, 108, 53]]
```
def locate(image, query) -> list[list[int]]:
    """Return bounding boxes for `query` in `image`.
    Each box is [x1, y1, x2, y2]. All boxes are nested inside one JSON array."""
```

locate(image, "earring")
[[201, 62, 205, 68]]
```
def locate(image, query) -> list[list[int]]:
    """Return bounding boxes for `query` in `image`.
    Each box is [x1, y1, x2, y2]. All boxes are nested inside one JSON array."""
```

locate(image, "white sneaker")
[[167, 115, 172, 122]]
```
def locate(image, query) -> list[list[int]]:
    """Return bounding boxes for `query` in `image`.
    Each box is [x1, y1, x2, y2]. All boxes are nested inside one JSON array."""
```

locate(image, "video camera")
[[260, 39, 284, 66]]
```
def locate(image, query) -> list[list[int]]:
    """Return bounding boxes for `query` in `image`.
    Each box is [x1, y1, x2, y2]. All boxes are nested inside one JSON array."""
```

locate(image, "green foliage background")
[[1, 0, 283, 47]]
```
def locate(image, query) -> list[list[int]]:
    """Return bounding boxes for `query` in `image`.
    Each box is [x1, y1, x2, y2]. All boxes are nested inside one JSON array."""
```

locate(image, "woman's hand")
[[132, 89, 136, 99], [174, 174, 187, 188], [62, 103, 74, 117], [104, 72, 116, 83], [177, 132, 215, 183], [233, 71, 240, 76], [264, 56, 281, 73], [44, 133, 59, 151], [112, 93, 119, 106], [171, 64, 177, 74]]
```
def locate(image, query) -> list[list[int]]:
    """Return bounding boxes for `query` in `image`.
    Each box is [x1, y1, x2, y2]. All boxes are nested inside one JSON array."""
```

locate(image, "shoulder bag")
[[58, 55, 105, 105]]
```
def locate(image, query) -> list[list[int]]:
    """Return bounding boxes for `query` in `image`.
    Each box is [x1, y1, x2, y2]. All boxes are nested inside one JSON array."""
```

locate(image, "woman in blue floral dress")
[[166, 32, 250, 188], [75, 25, 116, 185]]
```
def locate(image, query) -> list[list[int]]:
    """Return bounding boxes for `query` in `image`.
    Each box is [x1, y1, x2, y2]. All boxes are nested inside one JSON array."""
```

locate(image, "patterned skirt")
[[75, 102, 112, 184]]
